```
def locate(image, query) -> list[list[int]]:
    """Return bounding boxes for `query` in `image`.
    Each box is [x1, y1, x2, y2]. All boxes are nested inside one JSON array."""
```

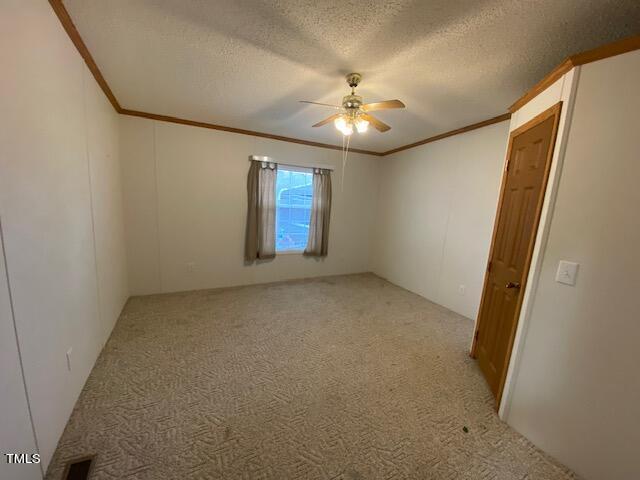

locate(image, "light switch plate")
[[555, 260, 579, 286]]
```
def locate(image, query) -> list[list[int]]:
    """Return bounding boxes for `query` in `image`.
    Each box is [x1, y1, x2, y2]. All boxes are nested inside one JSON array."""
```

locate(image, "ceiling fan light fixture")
[[341, 123, 354, 136], [304, 73, 405, 136], [355, 118, 369, 133], [334, 116, 353, 136]]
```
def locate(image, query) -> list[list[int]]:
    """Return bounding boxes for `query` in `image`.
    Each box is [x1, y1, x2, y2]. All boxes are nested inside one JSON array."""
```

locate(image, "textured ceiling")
[[63, 0, 640, 152]]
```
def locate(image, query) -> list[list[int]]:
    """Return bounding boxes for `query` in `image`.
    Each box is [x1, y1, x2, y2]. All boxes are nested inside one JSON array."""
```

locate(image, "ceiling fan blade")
[[300, 100, 342, 110], [361, 99, 405, 112], [361, 113, 391, 132], [312, 113, 342, 128]]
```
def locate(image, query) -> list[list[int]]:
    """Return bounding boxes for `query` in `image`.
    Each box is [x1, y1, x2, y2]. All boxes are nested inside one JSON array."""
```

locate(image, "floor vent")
[[62, 455, 95, 480]]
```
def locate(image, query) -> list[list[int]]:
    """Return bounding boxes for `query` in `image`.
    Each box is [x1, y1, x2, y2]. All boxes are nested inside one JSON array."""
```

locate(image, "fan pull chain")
[[341, 134, 350, 192]]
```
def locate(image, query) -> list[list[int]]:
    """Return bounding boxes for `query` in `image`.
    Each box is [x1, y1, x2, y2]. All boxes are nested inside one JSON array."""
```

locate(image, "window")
[[275, 166, 313, 252]]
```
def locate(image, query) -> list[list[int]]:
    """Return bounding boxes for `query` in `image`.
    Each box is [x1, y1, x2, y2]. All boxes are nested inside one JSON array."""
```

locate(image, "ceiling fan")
[[300, 73, 405, 136]]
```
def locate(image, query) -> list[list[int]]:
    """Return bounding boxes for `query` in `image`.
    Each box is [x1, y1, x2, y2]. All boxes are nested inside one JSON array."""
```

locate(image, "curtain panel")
[[245, 161, 277, 261], [304, 168, 332, 257]]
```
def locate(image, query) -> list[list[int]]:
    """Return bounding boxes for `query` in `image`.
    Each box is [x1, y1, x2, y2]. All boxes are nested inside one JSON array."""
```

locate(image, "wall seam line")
[[435, 146, 458, 306], [152, 121, 164, 292], [82, 67, 104, 338], [0, 217, 44, 479]]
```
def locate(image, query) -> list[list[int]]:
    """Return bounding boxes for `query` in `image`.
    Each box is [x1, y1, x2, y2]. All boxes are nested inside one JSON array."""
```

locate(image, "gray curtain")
[[245, 161, 277, 261], [304, 168, 332, 257]]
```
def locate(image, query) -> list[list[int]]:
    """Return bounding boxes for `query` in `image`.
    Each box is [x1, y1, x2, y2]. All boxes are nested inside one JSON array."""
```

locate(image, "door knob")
[[506, 282, 521, 289]]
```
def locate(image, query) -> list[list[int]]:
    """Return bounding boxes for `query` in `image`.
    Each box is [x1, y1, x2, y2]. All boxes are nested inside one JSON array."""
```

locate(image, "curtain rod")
[[248, 155, 334, 171]]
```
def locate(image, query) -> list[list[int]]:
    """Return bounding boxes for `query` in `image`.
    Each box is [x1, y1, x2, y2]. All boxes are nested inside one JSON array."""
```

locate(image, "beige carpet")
[[46, 273, 576, 480]]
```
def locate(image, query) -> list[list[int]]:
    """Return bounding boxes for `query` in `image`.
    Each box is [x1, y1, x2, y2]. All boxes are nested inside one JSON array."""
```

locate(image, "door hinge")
[[474, 329, 480, 342], [505, 158, 511, 172], [487, 261, 492, 272]]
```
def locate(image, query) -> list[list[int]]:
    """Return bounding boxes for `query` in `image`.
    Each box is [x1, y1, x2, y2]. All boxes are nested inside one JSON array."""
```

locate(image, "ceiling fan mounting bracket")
[[345, 72, 362, 88]]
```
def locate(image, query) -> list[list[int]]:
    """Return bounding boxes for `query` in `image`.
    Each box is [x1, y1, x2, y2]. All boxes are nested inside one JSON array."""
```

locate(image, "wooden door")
[[472, 103, 562, 404]]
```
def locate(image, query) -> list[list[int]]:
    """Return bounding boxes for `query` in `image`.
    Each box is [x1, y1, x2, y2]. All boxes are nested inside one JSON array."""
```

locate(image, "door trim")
[[470, 101, 563, 407]]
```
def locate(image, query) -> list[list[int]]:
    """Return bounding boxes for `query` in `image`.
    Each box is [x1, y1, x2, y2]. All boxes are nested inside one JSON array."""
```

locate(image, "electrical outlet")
[[186, 262, 196, 273], [66, 347, 73, 371], [458, 284, 466, 295]]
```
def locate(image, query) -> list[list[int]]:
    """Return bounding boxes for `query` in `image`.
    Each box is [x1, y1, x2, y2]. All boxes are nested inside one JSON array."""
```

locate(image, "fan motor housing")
[[342, 94, 362, 110]]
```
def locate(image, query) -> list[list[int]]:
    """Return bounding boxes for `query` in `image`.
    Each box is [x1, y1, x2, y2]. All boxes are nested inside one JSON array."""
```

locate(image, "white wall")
[[120, 116, 381, 295], [371, 122, 509, 319], [506, 51, 640, 480], [0, 0, 128, 472]]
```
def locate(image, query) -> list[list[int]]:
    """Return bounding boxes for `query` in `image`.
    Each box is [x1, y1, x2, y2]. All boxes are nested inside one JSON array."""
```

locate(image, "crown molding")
[[49, 0, 121, 112], [381, 114, 512, 156], [119, 109, 383, 156], [46, 0, 506, 158], [509, 34, 640, 113], [48, 1, 640, 158], [48, 0, 383, 156]]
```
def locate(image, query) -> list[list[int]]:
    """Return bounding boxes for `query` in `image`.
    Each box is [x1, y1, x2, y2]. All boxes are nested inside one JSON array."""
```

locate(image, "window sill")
[[277, 250, 305, 255]]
